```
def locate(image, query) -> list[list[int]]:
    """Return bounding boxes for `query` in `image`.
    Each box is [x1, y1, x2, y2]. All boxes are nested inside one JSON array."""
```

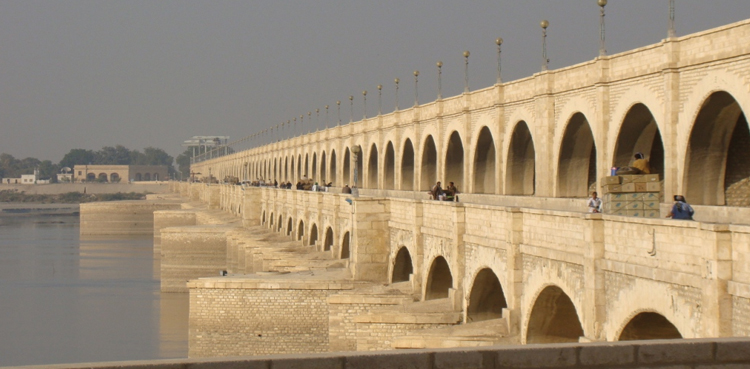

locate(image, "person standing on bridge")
[[430, 181, 443, 200]]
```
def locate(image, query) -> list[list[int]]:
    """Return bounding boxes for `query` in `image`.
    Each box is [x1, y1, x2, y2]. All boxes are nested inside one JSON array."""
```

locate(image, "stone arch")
[[134, 173, 141, 181], [425, 256, 453, 300], [287, 217, 293, 236], [340, 231, 350, 259], [684, 91, 749, 205], [473, 126, 496, 194], [110, 173, 120, 182], [612, 103, 665, 178], [505, 121, 536, 195], [98, 173, 108, 182], [618, 311, 682, 341], [526, 285, 584, 344], [320, 151, 327, 183], [297, 219, 305, 241], [312, 152, 318, 181], [304, 154, 309, 179], [273, 158, 278, 181], [330, 149, 337, 185], [384, 141, 395, 190], [277, 215, 283, 232], [355, 146, 363, 188], [467, 268, 507, 322], [297, 154, 302, 180], [343, 148, 351, 186], [290, 156, 295, 182], [269, 212, 275, 228], [401, 138, 415, 190], [284, 157, 289, 182], [262, 211, 266, 225], [144, 173, 151, 181], [367, 143, 378, 189], [392, 247, 414, 283], [309, 223, 318, 246], [421, 135, 438, 190], [444, 131, 464, 190], [556, 112, 597, 198], [323, 227, 334, 251]]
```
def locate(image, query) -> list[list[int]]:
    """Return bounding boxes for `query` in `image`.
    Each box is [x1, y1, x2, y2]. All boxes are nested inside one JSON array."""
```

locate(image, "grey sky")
[[1, 1, 749, 162]]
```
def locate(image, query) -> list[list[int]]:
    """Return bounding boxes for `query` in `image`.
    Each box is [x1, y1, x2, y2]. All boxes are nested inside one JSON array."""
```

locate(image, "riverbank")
[[0, 182, 170, 195], [0, 203, 80, 216]]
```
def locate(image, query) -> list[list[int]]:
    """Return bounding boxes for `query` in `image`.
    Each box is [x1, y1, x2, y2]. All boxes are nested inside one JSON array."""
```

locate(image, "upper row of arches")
[[211, 91, 750, 206]]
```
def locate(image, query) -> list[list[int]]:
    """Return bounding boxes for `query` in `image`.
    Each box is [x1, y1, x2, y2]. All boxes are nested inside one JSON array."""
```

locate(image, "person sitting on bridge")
[[295, 181, 303, 190], [632, 152, 651, 174], [342, 184, 352, 194], [430, 181, 444, 200], [667, 195, 694, 220], [445, 182, 459, 202], [616, 152, 651, 175], [587, 191, 602, 213]]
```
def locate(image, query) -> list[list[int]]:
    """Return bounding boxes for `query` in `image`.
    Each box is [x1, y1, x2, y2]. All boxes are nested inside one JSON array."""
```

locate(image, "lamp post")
[[336, 101, 341, 125], [496, 38, 503, 84], [668, 0, 675, 38], [599, 0, 607, 57], [293, 117, 297, 137], [325, 105, 329, 128], [307, 112, 311, 133], [315, 109, 319, 131], [413, 70, 419, 106], [463, 51, 470, 93], [394, 78, 400, 111], [377, 85, 382, 115], [436, 61, 443, 99], [300, 115, 304, 135], [351, 145, 361, 197], [349, 96, 354, 122], [362, 90, 367, 119], [541, 20, 550, 71]]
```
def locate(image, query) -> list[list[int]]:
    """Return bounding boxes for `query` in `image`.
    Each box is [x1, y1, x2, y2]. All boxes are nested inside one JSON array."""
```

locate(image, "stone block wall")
[[160, 225, 234, 292], [328, 293, 414, 352], [80, 200, 181, 235], [188, 278, 359, 357]]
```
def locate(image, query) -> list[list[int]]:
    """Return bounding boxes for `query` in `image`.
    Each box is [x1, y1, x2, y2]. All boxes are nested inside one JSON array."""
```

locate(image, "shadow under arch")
[[343, 148, 351, 186], [467, 268, 507, 322], [613, 103, 665, 178], [297, 220, 305, 241], [425, 256, 452, 300], [287, 217, 293, 236], [309, 224, 318, 246], [445, 131, 464, 190], [367, 144, 378, 189], [312, 152, 318, 181], [277, 215, 283, 232], [401, 138, 415, 190], [392, 247, 413, 283], [384, 141, 395, 190], [421, 135, 437, 190], [320, 151, 327, 184], [324, 227, 334, 251], [618, 312, 682, 341], [685, 91, 750, 205], [506, 121, 535, 195], [557, 113, 597, 198], [473, 126, 496, 194], [340, 231, 350, 259], [526, 285, 583, 344], [329, 149, 337, 185]]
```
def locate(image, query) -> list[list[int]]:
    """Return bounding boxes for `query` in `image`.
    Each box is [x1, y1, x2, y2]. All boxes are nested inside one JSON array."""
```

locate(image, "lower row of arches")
[[261, 209, 350, 259], [391, 246, 683, 343]]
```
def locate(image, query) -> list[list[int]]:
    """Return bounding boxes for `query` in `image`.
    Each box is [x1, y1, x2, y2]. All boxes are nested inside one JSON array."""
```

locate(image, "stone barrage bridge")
[[124, 19, 750, 358]]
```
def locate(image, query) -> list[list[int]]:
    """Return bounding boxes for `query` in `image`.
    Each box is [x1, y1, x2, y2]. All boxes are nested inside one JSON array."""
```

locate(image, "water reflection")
[[0, 215, 187, 367]]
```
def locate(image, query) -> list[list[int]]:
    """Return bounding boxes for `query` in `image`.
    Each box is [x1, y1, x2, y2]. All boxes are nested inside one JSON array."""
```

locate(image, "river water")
[[0, 215, 188, 367]]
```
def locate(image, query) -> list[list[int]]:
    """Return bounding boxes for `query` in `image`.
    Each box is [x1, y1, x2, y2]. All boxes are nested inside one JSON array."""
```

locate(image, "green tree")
[[175, 148, 192, 179], [38, 160, 59, 182], [59, 149, 95, 168]]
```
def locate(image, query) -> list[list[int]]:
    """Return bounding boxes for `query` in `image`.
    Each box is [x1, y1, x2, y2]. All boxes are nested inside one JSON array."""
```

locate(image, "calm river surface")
[[0, 215, 188, 367]]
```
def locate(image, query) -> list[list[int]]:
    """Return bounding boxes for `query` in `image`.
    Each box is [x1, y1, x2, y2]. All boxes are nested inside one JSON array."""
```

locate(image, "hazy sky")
[[2, 1, 750, 162]]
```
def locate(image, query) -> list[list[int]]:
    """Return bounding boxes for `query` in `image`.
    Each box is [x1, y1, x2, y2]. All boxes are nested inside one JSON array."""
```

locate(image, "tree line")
[[0, 145, 176, 182]]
